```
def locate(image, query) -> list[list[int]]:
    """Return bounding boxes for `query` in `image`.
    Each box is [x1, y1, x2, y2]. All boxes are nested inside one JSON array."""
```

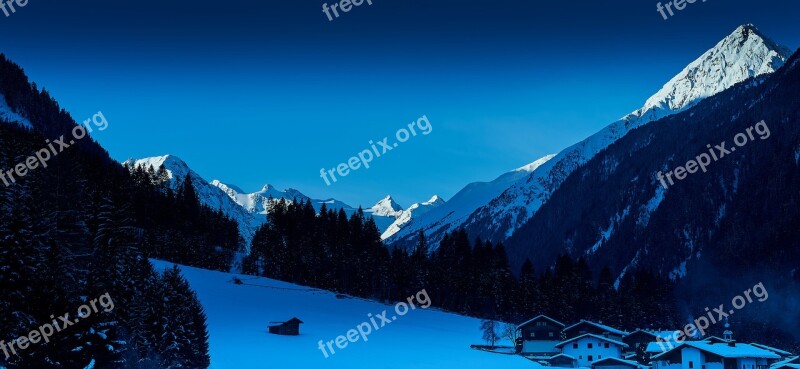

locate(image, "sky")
[[0, 0, 798, 208]]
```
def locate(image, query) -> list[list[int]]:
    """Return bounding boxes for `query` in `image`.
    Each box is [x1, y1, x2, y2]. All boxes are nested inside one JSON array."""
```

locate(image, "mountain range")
[[121, 25, 794, 270]]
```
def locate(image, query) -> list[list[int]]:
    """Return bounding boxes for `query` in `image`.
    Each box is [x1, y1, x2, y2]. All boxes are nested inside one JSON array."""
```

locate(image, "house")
[[750, 344, 793, 360], [549, 353, 578, 368], [592, 357, 647, 369], [564, 320, 628, 342], [650, 338, 780, 369], [556, 333, 629, 367], [268, 317, 303, 336], [517, 315, 565, 355], [625, 329, 680, 363]]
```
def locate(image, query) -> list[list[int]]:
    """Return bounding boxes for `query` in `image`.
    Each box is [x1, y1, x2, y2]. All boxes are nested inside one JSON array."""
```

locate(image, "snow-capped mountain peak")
[[423, 195, 445, 206], [634, 23, 790, 123], [392, 24, 792, 249], [369, 195, 404, 217]]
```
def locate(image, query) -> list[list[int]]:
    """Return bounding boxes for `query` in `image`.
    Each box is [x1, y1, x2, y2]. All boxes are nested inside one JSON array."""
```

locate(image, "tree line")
[[244, 197, 683, 329]]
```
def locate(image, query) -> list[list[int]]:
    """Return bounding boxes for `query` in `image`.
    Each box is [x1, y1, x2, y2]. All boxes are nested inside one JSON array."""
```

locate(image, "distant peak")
[[424, 195, 445, 205], [371, 195, 403, 214]]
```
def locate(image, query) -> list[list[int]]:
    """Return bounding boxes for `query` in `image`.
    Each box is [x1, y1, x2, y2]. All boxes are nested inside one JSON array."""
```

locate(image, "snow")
[[125, 155, 364, 249], [0, 93, 33, 129], [794, 145, 800, 164], [384, 154, 555, 244], [455, 24, 792, 246], [150, 260, 538, 369], [655, 341, 781, 359], [380, 195, 446, 240], [637, 185, 667, 227]]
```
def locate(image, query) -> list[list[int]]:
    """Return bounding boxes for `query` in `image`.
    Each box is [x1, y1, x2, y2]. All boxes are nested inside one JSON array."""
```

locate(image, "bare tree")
[[480, 320, 498, 347], [500, 323, 519, 346]]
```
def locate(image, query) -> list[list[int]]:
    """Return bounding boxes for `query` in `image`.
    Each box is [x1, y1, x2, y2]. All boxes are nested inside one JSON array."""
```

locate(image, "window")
[[588, 343, 593, 349], [549, 332, 554, 337], [604, 343, 610, 348], [579, 356, 583, 360], [599, 356, 602, 359], [689, 362, 694, 369], [588, 356, 594, 362], [530, 332, 535, 338], [573, 343, 578, 349]]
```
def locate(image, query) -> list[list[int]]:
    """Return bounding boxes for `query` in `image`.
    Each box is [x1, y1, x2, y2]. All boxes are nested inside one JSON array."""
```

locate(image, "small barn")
[[268, 317, 303, 336]]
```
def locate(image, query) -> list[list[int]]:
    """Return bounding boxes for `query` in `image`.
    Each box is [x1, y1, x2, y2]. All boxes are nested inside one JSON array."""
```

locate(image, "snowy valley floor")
[[150, 260, 538, 369]]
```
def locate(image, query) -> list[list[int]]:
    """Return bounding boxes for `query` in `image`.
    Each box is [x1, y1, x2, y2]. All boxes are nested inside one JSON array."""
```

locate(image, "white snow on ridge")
[[384, 154, 556, 243], [460, 24, 792, 245], [150, 260, 536, 369], [0, 93, 33, 129], [126, 155, 396, 249], [124, 155, 265, 247]]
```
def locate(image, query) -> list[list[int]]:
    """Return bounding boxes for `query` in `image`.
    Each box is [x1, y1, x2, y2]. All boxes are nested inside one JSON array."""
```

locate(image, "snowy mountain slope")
[[460, 24, 792, 244], [151, 259, 536, 369], [364, 195, 406, 231], [381, 195, 446, 240], [0, 93, 33, 128], [124, 155, 265, 245], [211, 180, 356, 217], [127, 155, 385, 247], [384, 154, 555, 246]]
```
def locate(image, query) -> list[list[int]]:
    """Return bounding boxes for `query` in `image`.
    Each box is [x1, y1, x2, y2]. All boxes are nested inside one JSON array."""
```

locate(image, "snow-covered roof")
[[556, 333, 628, 349], [551, 354, 576, 360], [564, 320, 627, 336], [771, 357, 800, 368], [652, 341, 782, 360], [773, 364, 800, 369], [647, 341, 679, 354], [750, 343, 793, 356], [591, 357, 642, 368], [518, 314, 566, 329], [626, 329, 678, 341]]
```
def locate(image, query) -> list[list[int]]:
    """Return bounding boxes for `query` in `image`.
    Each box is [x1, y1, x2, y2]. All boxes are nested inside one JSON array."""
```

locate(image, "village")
[[504, 315, 799, 369]]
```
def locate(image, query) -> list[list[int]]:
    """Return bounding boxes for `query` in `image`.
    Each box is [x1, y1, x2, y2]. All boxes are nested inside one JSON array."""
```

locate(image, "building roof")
[[626, 329, 678, 341], [647, 341, 680, 354], [591, 357, 642, 368], [551, 354, 576, 360], [518, 314, 566, 329], [269, 317, 303, 326], [564, 320, 627, 336], [652, 341, 781, 360], [750, 343, 793, 356], [772, 365, 800, 369], [556, 333, 628, 349], [771, 356, 800, 368]]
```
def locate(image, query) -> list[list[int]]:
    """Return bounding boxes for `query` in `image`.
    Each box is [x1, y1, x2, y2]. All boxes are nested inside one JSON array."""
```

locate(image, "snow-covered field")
[[150, 260, 538, 369]]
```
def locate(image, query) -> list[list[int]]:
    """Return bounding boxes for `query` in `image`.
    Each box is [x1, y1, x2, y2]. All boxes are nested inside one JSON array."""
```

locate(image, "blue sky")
[[1, 0, 798, 207]]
